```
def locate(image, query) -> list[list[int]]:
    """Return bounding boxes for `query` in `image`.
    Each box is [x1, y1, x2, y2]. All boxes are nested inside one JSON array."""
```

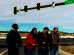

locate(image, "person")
[[50, 27, 60, 55], [6, 24, 22, 55], [38, 27, 51, 55], [24, 28, 38, 55]]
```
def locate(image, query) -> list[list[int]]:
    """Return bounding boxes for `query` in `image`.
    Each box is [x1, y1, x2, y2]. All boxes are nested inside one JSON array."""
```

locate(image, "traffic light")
[[14, 7, 18, 15], [24, 5, 28, 12], [37, 3, 40, 10]]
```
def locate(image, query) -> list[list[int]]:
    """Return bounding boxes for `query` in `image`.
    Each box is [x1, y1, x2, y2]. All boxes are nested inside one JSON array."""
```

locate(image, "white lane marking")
[[0, 49, 8, 55]]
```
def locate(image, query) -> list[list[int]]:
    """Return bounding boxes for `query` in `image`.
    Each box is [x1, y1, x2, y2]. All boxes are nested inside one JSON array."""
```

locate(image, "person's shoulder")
[[10, 30, 15, 33], [57, 32, 59, 34], [51, 31, 53, 34], [6, 30, 13, 37], [48, 33, 52, 35], [38, 32, 43, 35], [47, 33, 52, 37], [7, 30, 13, 34], [26, 33, 32, 37]]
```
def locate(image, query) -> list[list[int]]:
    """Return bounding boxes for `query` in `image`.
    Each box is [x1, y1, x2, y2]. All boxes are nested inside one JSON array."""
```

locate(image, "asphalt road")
[[0, 47, 74, 55]]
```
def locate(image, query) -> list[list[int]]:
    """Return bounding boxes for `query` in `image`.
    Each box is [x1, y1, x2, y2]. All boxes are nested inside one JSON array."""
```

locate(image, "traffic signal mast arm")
[[13, 2, 67, 14]]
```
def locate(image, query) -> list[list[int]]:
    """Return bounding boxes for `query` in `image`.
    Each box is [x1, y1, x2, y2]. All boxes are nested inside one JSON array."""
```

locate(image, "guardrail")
[[0, 36, 74, 48], [0, 37, 26, 39]]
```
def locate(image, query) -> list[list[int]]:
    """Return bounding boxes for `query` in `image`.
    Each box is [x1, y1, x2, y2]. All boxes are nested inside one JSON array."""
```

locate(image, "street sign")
[[65, 0, 74, 4]]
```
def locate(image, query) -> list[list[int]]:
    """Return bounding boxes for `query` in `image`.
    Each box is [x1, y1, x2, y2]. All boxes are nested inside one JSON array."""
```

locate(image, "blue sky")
[[0, 0, 74, 33]]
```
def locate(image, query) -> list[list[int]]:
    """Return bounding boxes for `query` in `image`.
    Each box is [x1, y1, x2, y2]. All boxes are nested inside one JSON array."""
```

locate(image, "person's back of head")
[[12, 23, 18, 30]]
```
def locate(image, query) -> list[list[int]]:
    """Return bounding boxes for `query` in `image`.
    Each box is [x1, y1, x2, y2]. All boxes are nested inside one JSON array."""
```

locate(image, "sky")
[[0, 0, 74, 33]]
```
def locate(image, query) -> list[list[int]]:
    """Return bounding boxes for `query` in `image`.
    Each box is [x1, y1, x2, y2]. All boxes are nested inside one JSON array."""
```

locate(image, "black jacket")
[[37, 32, 52, 47], [6, 30, 22, 47]]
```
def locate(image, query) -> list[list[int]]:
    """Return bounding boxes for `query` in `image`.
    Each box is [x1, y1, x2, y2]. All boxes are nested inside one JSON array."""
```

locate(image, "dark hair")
[[12, 24, 18, 29], [30, 28, 37, 38], [30, 28, 37, 34], [53, 27, 58, 30], [44, 27, 49, 30]]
